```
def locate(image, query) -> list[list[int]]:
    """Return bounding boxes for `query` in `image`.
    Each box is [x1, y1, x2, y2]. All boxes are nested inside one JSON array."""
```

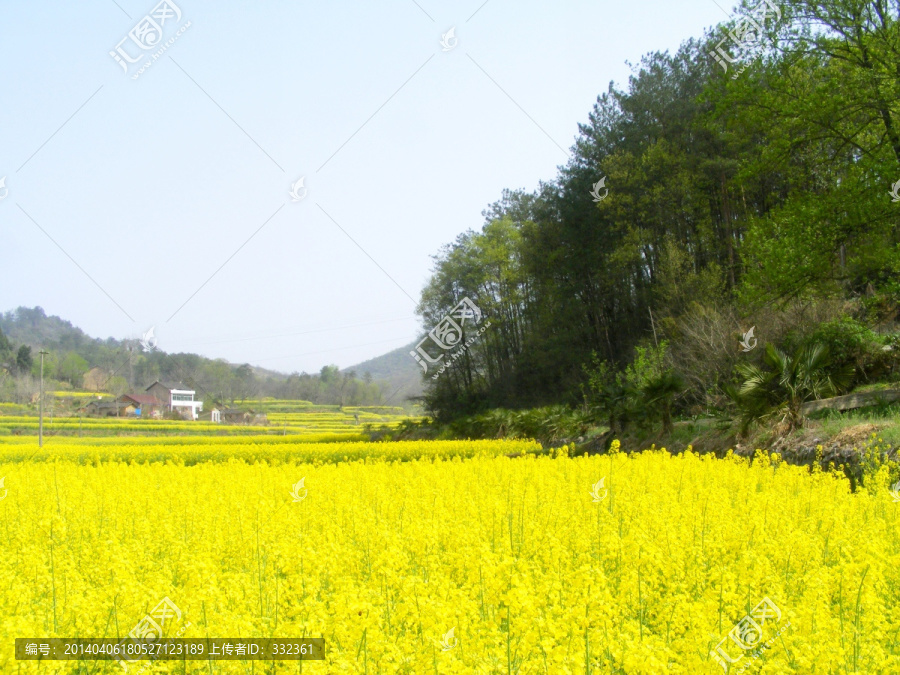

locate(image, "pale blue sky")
[[1, 0, 732, 374]]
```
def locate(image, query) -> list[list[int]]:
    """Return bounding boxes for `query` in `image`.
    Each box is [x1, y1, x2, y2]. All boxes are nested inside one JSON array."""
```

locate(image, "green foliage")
[[106, 376, 129, 397], [729, 342, 850, 435], [641, 370, 685, 433], [447, 405, 593, 444], [0, 327, 11, 361], [861, 279, 900, 321], [624, 341, 668, 390], [15, 345, 32, 376], [583, 342, 684, 434], [415, 1, 900, 423], [583, 353, 641, 434], [57, 352, 89, 387], [29, 350, 57, 380], [797, 317, 895, 385]]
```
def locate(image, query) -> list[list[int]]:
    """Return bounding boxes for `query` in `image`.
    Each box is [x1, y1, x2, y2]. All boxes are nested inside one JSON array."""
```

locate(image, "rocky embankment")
[[570, 423, 898, 482]]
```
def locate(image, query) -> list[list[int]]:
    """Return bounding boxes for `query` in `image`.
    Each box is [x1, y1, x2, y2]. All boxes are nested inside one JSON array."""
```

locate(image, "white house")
[[146, 380, 203, 420]]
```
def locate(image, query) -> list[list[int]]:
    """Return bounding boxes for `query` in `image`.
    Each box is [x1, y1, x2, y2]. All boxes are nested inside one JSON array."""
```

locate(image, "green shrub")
[[728, 342, 850, 435], [583, 343, 684, 434], [797, 317, 891, 385]]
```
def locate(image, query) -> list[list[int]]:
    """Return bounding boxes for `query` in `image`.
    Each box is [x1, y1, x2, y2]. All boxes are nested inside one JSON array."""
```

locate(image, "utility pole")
[[39, 350, 49, 448]]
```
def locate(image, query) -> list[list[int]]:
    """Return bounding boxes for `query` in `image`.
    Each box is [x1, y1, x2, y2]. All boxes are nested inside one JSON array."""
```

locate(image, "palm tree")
[[475, 408, 515, 438], [642, 371, 684, 433], [593, 377, 641, 435], [729, 342, 849, 435]]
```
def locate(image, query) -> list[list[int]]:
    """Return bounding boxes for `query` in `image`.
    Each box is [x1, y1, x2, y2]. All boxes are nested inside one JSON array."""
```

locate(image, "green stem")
[[507, 605, 512, 675], [854, 566, 870, 671], [584, 603, 591, 675], [50, 520, 58, 633]]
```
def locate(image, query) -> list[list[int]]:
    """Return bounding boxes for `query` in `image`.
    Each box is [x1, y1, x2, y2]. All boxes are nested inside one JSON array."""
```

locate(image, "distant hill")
[[0, 306, 424, 407], [0, 307, 288, 380], [345, 342, 425, 405], [0, 307, 113, 363]]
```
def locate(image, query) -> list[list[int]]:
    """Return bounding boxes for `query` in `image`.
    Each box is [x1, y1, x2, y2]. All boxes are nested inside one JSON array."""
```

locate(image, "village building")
[[85, 398, 133, 417], [145, 381, 203, 420], [118, 394, 164, 418], [197, 408, 221, 423], [221, 408, 253, 424]]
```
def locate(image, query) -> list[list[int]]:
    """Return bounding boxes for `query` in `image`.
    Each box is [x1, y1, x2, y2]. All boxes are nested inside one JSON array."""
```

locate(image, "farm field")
[[0, 440, 896, 673], [6, 0, 898, 671], [0, 399, 421, 440]]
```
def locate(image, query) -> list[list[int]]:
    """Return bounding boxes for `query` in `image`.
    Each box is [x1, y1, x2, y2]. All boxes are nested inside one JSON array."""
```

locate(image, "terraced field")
[[0, 398, 422, 440]]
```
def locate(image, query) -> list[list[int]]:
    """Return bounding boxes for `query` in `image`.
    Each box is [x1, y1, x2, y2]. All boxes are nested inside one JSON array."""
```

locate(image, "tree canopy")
[[417, 0, 900, 421]]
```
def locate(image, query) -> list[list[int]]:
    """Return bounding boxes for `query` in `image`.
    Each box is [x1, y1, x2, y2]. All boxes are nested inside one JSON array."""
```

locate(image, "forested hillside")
[[417, 0, 900, 424], [0, 307, 389, 407], [342, 342, 425, 404]]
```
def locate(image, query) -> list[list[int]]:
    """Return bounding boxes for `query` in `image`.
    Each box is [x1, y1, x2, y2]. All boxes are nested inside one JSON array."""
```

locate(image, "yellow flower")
[[0, 438, 893, 673]]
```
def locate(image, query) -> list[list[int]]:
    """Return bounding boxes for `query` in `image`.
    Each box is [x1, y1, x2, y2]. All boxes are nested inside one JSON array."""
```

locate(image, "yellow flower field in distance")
[[0, 443, 897, 673], [0, 439, 533, 465], [0, 398, 421, 443]]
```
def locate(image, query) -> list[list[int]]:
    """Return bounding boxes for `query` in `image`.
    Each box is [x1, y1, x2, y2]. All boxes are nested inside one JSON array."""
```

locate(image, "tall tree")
[[15, 345, 33, 376]]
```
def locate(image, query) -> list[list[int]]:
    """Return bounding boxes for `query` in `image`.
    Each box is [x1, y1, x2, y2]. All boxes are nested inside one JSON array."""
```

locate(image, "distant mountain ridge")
[[0, 307, 111, 363], [1, 306, 424, 402], [0, 307, 288, 379], [344, 341, 425, 404]]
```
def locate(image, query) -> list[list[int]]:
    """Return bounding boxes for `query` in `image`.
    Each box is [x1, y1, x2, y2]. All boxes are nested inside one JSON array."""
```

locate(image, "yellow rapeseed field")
[[0, 440, 897, 673]]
